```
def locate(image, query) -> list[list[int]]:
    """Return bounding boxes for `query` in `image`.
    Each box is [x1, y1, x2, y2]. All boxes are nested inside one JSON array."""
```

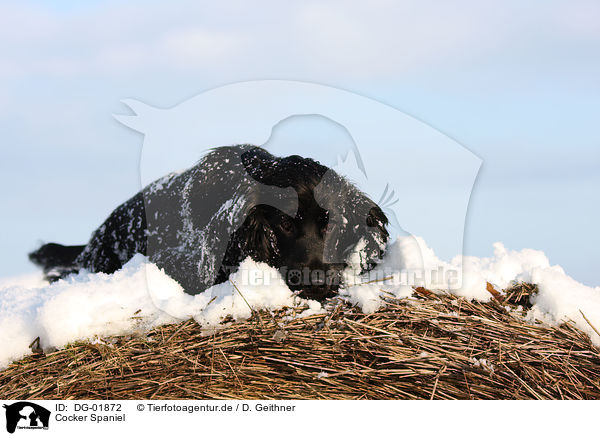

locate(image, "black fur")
[[30, 145, 388, 300], [28, 243, 86, 281]]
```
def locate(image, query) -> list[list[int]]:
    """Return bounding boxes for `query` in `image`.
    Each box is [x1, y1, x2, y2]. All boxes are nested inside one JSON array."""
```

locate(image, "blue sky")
[[0, 0, 598, 285]]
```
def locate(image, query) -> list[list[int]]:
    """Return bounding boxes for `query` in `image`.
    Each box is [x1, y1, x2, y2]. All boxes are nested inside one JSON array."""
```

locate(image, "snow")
[[0, 255, 312, 369], [0, 273, 46, 290], [1, 237, 599, 369], [343, 237, 600, 347], [470, 357, 495, 373]]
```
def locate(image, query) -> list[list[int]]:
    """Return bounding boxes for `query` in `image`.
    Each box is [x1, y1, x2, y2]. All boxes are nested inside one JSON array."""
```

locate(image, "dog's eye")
[[366, 215, 376, 227], [280, 217, 294, 233]]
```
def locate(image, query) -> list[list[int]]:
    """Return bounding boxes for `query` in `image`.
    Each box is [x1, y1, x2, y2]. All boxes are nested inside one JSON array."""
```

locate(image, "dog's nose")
[[298, 281, 339, 300], [306, 263, 343, 292]]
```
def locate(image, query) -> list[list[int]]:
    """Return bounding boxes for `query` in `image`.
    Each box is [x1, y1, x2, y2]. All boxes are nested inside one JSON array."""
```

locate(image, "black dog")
[[30, 145, 388, 300], [3, 403, 51, 434]]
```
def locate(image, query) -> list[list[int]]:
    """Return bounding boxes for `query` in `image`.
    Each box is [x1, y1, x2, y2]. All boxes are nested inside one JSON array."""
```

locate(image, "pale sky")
[[1, 0, 598, 285]]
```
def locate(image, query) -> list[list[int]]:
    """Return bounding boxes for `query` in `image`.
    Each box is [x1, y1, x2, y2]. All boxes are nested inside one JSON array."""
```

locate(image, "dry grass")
[[1, 283, 599, 400]]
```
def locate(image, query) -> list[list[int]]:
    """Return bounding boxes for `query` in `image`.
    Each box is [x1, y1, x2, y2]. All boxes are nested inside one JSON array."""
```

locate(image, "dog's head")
[[226, 147, 388, 300]]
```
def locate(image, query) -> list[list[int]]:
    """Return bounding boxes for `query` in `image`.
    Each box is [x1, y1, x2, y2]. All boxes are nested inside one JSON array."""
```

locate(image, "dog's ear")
[[366, 206, 389, 237], [238, 206, 280, 264]]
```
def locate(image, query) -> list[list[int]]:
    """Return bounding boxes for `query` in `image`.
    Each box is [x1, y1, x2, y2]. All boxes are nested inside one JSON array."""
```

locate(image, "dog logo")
[[2, 402, 50, 434]]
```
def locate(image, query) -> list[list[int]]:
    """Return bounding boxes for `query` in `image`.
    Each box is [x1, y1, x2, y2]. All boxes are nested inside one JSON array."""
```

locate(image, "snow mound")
[[343, 237, 600, 347], [1, 237, 599, 369], [0, 255, 320, 369]]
